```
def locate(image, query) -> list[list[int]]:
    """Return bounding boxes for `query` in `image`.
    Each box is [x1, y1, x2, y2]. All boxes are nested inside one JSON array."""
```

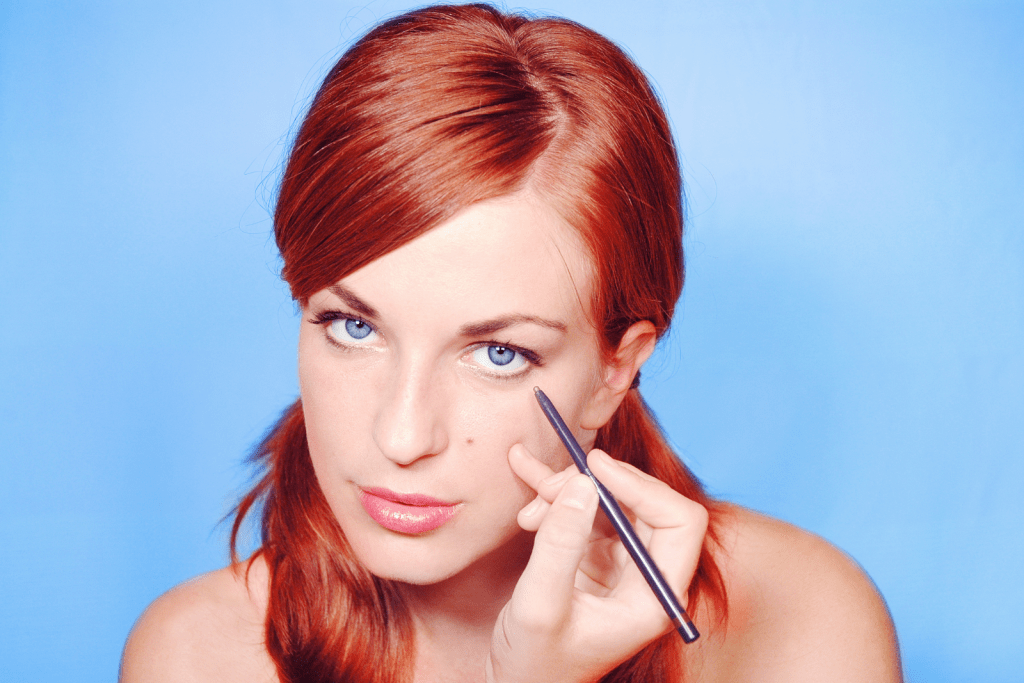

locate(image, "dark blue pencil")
[[533, 387, 700, 644]]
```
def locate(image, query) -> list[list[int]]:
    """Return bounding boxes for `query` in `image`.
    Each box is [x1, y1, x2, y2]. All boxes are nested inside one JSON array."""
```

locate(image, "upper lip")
[[361, 486, 457, 507]]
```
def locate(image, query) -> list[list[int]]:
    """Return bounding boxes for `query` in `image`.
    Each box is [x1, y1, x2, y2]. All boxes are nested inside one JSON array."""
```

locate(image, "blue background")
[[2, 1, 1021, 680]]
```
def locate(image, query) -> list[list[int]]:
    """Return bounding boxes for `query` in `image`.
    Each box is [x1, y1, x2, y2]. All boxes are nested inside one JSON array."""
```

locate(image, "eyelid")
[[307, 308, 374, 326], [482, 341, 542, 367], [307, 308, 381, 348], [309, 309, 378, 331], [464, 341, 543, 380]]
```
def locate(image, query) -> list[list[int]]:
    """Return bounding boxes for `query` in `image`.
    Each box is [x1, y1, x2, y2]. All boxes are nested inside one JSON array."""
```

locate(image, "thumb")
[[510, 474, 599, 627]]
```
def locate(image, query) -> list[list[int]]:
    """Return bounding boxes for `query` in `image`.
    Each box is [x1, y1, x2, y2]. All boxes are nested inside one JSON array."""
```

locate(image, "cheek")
[[453, 389, 537, 496], [297, 339, 376, 483], [454, 386, 575, 483]]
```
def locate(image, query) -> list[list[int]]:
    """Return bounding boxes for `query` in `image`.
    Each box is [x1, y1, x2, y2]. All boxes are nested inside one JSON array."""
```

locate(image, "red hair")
[[232, 4, 727, 681]]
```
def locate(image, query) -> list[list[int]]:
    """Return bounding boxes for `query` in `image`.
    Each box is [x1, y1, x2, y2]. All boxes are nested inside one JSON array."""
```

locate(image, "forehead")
[[339, 193, 595, 327]]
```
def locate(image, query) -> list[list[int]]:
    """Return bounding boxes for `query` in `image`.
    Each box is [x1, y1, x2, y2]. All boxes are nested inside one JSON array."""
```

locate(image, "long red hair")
[[232, 4, 726, 681]]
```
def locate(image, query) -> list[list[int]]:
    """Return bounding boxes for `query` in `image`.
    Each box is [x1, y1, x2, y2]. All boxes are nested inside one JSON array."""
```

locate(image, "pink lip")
[[358, 487, 460, 534]]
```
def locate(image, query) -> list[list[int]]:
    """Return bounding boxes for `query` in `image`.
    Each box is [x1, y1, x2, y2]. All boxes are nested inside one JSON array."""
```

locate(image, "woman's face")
[[298, 192, 609, 585]]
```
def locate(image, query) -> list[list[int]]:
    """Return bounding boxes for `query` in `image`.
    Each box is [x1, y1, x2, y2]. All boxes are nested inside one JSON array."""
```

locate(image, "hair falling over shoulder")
[[232, 402, 413, 682], [231, 4, 727, 681]]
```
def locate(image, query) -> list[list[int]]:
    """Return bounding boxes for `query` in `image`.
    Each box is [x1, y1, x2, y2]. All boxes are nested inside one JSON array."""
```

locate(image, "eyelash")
[[307, 309, 363, 328], [468, 341, 543, 381], [306, 309, 544, 378], [307, 310, 378, 349]]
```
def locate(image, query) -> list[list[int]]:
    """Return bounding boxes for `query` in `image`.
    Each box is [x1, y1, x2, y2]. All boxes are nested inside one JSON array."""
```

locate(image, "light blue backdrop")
[[2, 1, 1021, 681]]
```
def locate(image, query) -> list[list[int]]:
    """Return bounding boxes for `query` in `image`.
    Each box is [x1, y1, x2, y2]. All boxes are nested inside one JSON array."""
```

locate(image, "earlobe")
[[580, 321, 657, 430]]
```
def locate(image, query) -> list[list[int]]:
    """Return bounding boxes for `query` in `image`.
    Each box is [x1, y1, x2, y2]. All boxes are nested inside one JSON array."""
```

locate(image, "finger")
[[588, 450, 707, 530], [510, 444, 583, 532], [511, 474, 599, 626], [516, 494, 551, 532], [508, 443, 556, 492], [509, 444, 579, 504], [587, 450, 708, 600]]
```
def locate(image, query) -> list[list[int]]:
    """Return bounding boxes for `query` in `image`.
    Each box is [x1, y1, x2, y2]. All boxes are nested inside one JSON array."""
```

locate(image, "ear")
[[580, 320, 658, 430]]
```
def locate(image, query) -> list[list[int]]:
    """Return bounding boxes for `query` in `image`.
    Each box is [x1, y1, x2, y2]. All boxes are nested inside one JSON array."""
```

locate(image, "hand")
[[485, 445, 708, 683]]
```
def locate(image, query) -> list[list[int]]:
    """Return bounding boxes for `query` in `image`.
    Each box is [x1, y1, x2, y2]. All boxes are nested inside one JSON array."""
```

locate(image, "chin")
[[345, 520, 531, 587], [357, 543, 466, 584], [372, 561, 466, 586]]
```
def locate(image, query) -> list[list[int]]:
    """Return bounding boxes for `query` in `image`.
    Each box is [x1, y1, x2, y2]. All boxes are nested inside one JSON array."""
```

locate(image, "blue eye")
[[488, 346, 515, 365], [327, 317, 378, 344], [345, 319, 373, 339], [470, 344, 528, 374]]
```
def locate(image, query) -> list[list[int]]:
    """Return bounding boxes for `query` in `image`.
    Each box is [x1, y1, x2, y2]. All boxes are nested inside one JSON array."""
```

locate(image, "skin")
[[297, 191, 606, 588], [120, 192, 902, 683]]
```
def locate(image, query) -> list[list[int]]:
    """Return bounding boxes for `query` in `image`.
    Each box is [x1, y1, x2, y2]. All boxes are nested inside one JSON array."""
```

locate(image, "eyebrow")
[[328, 284, 380, 320], [326, 284, 567, 336], [459, 315, 567, 337]]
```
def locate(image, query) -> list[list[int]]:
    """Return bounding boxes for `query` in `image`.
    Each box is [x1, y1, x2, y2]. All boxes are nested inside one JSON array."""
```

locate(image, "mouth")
[[358, 487, 461, 534]]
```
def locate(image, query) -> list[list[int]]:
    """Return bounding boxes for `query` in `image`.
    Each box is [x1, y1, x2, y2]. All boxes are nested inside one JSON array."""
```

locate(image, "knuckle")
[[686, 500, 710, 531], [660, 491, 707, 523], [663, 498, 708, 534]]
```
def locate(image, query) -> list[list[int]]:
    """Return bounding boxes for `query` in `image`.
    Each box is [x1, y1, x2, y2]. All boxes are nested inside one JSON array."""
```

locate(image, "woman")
[[121, 4, 901, 681]]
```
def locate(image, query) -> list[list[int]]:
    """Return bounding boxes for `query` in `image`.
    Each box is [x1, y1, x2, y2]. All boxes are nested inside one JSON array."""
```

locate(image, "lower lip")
[[358, 490, 460, 534]]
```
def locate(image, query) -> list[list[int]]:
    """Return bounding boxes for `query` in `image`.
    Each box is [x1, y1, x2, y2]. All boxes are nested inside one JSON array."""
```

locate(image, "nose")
[[372, 356, 449, 466]]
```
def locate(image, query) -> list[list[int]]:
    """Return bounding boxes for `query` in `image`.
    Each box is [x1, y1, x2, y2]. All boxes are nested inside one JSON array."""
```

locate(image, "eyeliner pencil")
[[533, 387, 700, 644]]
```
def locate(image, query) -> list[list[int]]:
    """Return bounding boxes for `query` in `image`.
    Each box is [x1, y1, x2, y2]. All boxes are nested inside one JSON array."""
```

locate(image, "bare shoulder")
[[120, 555, 277, 683], [691, 505, 902, 682]]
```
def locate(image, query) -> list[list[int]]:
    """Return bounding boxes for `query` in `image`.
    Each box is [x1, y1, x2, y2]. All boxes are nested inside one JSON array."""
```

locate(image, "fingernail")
[[591, 450, 617, 467], [521, 497, 543, 517], [562, 476, 596, 510]]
